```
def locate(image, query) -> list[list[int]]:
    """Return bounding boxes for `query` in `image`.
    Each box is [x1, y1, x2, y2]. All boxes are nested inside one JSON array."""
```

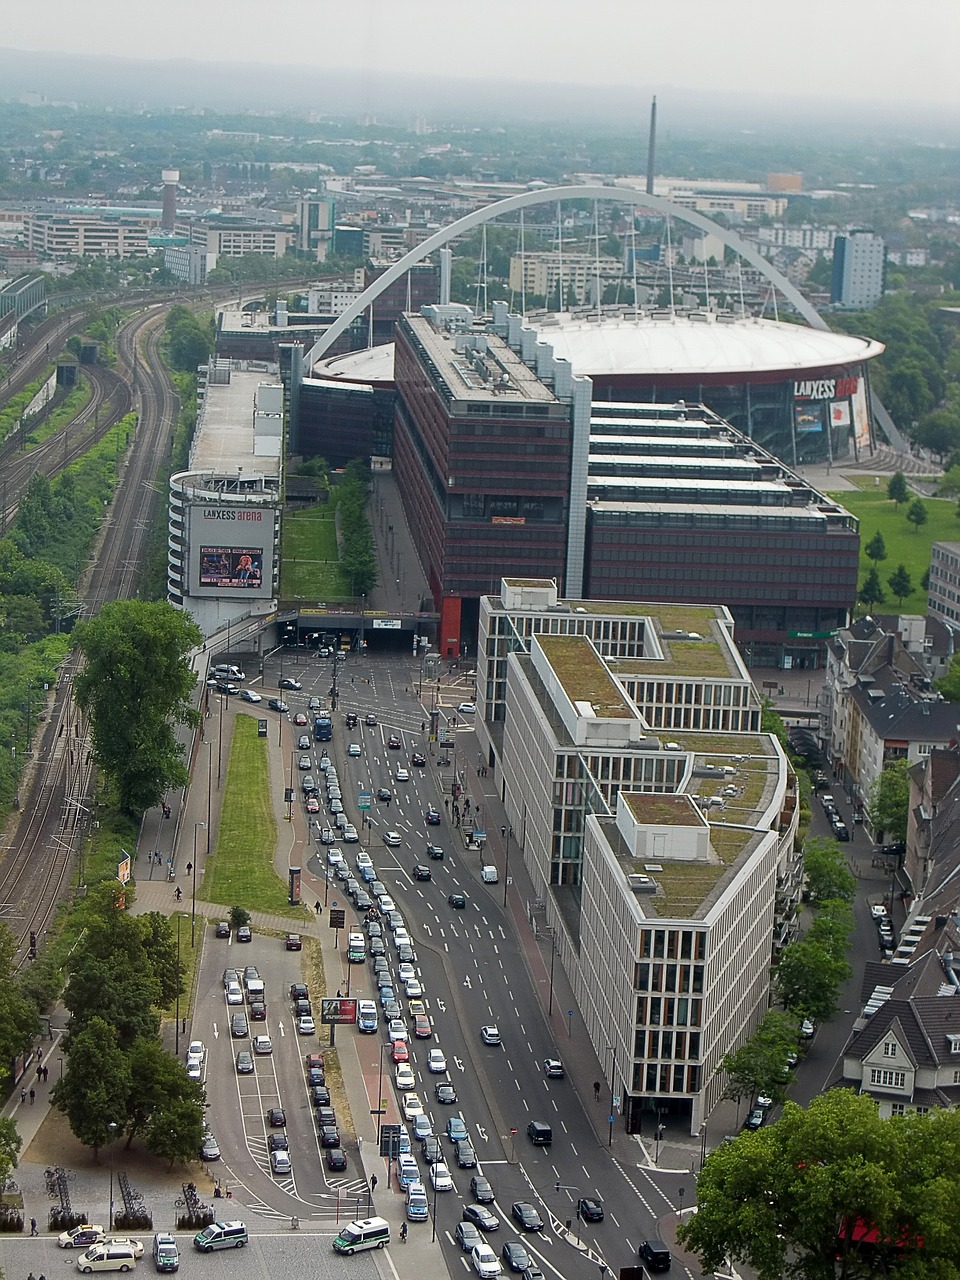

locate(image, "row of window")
[[636, 1029, 701, 1060], [637, 1062, 702, 1095], [635, 963, 705, 995], [640, 928, 708, 962], [636, 996, 703, 1027]]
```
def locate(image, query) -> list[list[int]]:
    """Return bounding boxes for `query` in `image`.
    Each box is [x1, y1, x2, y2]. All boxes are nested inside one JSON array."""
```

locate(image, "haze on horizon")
[[5, 0, 959, 114]]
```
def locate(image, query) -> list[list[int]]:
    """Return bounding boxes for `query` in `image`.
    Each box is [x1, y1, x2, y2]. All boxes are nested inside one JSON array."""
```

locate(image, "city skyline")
[[3, 0, 960, 115]]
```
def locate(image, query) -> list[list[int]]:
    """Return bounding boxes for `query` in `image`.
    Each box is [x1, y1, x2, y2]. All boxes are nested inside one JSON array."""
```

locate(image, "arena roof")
[[310, 312, 883, 387]]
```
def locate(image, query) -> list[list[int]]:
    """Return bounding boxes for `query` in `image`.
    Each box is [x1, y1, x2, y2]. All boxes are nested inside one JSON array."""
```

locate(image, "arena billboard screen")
[[187, 504, 275, 598]]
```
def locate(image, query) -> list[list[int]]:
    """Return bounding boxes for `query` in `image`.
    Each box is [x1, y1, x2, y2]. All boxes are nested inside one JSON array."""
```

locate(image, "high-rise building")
[[295, 197, 335, 259], [831, 230, 885, 308]]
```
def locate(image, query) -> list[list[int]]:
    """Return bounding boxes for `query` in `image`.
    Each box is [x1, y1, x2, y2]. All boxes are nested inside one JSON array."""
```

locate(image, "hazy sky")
[[6, 0, 960, 108]]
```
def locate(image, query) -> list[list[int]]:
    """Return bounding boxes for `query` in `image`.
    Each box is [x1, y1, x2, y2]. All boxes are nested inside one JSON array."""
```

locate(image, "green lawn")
[[280, 502, 351, 600], [829, 487, 957, 614], [201, 713, 303, 917]]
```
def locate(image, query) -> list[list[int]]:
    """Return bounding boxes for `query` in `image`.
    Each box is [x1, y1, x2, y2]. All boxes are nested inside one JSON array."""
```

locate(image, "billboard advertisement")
[[187, 504, 276, 599], [321, 998, 358, 1024]]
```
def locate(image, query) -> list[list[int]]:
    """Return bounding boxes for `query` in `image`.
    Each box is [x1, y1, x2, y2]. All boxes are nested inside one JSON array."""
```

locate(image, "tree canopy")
[[867, 760, 910, 844], [887, 564, 913, 605], [72, 599, 202, 815], [720, 1010, 800, 1108], [678, 1090, 960, 1280], [887, 471, 909, 506], [864, 531, 887, 564], [803, 838, 856, 904]]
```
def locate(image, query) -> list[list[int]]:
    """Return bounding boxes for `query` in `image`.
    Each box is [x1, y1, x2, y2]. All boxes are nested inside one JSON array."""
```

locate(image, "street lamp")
[[107, 1122, 118, 1228], [502, 826, 512, 909], [555, 1181, 581, 1247], [608, 1044, 617, 1147], [699, 1121, 708, 1171], [547, 929, 558, 1017], [175, 913, 183, 1055], [189, 823, 206, 946], [678, 1184, 685, 1218]]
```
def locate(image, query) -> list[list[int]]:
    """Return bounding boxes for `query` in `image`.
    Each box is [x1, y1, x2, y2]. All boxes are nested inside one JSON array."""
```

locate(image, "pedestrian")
[[20, 1088, 26, 1105], [27, 1271, 36, 1280], [43, 1065, 48, 1082], [444, 798, 449, 811], [314, 900, 321, 914], [371, 1174, 378, 1192], [29, 1087, 35, 1104], [593, 1080, 601, 1102], [30, 1216, 37, 1235], [400, 1222, 408, 1242], [36, 1064, 42, 1081], [37, 1048, 43, 1062], [336, 989, 342, 998], [477, 766, 481, 777]]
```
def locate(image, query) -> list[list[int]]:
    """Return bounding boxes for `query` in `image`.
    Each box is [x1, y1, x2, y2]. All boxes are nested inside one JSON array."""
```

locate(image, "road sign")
[[380, 1124, 402, 1158], [358, 791, 372, 811], [329, 908, 346, 929], [510, 1127, 517, 1136]]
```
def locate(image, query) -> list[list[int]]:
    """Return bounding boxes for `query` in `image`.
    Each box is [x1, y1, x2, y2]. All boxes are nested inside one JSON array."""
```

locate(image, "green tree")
[[72, 600, 202, 815], [887, 471, 909, 506], [64, 953, 161, 1050], [229, 905, 251, 929], [123, 1038, 204, 1150], [858, 567, 885, 609], [905, 498, 928, 532], [144, 1095, 206, 1169], [938, 464, 960, 497], [936, 652, 960, 701], [0, 926, 41, 1070], [720, 1011, 800, 1107], [0, 1117, 22, 1186], [775, 936, 849, 1023], [678, 1090, 960, 1280], [915, 407, 960, 461], [803, 837, 856, 904], [135, 913, 185, 1009], [867, 760, 910, 843], [53, 1016, 130, 1157], [887, 563, 914, 605], [864, 531, 887, 564]]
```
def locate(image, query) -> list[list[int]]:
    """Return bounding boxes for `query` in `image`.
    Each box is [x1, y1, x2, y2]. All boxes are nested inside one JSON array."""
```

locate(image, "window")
[[882, 1041, 898, 1058], [890, 1103, 905, 1116], [869, 1068, 905, 1089]]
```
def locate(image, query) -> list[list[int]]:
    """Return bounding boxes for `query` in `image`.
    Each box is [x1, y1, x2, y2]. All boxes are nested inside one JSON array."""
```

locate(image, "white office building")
[[831, 230, 885, 308], [477, 579, 801, 1134]]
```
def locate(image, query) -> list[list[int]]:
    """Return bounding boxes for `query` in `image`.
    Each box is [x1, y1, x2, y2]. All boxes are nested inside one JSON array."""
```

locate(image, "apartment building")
[[508, 252, 623, 305], [24, 207, 157, 258]]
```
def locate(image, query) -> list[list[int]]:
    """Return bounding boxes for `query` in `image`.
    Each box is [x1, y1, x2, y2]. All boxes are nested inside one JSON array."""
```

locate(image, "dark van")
[[527, 1121, 552, 1145]]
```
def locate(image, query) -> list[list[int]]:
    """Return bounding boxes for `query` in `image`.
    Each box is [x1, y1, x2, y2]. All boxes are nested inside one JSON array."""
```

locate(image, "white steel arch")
[[304, 184, 827, 367]]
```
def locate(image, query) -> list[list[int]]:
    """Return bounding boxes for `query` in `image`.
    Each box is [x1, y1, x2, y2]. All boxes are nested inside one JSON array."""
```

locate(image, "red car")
[[293, 712, 308, 726], [414, 1015, 433, 1039], [391, 1040, 410, 1063], [306, 796, 320, 813]]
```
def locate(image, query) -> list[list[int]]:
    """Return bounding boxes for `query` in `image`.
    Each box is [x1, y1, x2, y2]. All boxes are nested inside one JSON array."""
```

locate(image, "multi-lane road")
[[193, 649, 695, 1279]]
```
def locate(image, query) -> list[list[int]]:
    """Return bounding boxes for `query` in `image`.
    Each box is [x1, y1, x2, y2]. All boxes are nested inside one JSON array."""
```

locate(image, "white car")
[[348, 743, 362, 757], [394, 928, 411, 947], [402, 1092, 425, 1120], [239, 689, 262, 703], [383, 830, 403, 846], [356, 850, 373, 869], [397, 963, 416, 983], [458, 702, 477, 715], [327, 848, 345, 868], [427, 1048, 447, 1073], [430, 1161, 454, 1192], [388, 1019, 409, 1042], [186, 1040, 205, 1064], [481, 865, 499, 884], [395, 767, 410, 782], [870, 903, 888, 920], [298, 1015, 316, 1036], [472, 1242, 502, 1277], [225, 984, 243, 1005], [342, 824, 359, 842], [378, 896, 396, 915], [395, 1063, 416, 1091], [405, 978, 424, 999], [270, 1149, 292, 1176], [480, 1025, 501, 1045]]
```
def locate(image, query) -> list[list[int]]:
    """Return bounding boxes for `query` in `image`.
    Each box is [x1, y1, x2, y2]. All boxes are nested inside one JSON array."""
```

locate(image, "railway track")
[[1, 303, 178, 965]]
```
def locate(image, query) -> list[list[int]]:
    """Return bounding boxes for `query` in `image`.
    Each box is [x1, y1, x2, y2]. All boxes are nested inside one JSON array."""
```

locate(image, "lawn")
[[201, 713, 303, 917], [828, 487, 957, 615], [280, 501, 351, 600]]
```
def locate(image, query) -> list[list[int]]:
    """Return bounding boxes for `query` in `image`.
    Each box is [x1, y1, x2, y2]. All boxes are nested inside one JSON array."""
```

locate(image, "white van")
[[76, 1242, 139, 1272], [213, 664, 245, 682], [332, 1216, 391, 1254]]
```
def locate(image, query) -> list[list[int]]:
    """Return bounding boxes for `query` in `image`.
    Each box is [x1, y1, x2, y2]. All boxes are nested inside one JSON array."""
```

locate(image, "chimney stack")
[[646, 97, 657, 197]]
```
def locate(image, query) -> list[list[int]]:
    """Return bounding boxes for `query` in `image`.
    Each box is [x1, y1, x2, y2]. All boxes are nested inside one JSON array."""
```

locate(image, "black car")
[[463, 1204, 499, 1232], [345, 713, 359, 729], [316, 1106, 337, 1128], [425, 808, 442, 825], [267, 698, 289, 713], [413, 864, 432, 881], [215, 921, 230, 938], [397, 942, 416, 962], [502, 1242, 532, 1273], [578, 1197, 604, 1223], [436, 1082, 458, 1104], [326, 1148, 347, 1172], [455, 1140, 477, 1168], [267, 1106, 286, 1127], [411, 752, 426, 766], [236, 925, 252, 943], [511, 1202, 544, 1232], [427, 844, 445, 860], [421, 1135, 441, 1165], [295, 999, 313, 1018], [449, 892, 467, 909], [377, 787, 392, 802], [307, 1066, 326, 1087], [249, 1001, 267, 1021], [310, 1085, 331, 1106], [320, 1125, 341, 1148], [268, 1133, 289, 1152], [290, 982, 309, 1001], [279, 677, 302, 690], [471, 1175, 495, 1203], [230, 1013, 249, 1038]]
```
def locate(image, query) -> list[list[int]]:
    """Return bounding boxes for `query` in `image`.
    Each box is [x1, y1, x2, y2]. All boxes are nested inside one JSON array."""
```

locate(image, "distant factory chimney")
[[646, 97, 656, 197], [161, 168, 179, 231]]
